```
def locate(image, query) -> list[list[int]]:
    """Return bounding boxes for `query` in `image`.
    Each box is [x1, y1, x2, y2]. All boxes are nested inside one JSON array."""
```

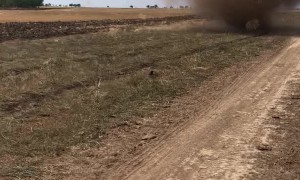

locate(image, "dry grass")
[[0, 26, 286, 178], [0, 8, 193, 22]]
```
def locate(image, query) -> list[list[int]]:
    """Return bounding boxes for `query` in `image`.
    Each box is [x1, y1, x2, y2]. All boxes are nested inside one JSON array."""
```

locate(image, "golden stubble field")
[[0, 8, 193, 22]]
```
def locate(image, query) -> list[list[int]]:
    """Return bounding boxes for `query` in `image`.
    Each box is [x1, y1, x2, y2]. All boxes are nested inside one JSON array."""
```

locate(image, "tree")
[[130, 5, 133, 8], [154, 4, 158, 8], [146, 5, 150, 8], [0, 0, 44, 8], [69, 3, 81, 7]]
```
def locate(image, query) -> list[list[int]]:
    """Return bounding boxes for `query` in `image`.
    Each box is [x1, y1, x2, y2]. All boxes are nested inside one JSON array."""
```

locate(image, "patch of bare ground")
[[247, 56, 300, 179], [0, 20, 287, 179], [113, 38, 300, 180]]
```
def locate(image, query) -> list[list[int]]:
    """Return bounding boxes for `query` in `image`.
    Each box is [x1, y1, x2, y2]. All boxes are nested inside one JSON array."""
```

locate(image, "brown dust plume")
[[194, 0, 300, 29]]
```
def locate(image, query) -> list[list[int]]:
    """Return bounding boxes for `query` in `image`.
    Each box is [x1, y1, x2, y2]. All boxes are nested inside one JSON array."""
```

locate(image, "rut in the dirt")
[[115, 39, 300, 180]]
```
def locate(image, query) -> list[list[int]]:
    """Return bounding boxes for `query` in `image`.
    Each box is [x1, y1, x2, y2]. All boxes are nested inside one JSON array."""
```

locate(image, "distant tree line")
[[69, 3, 81, 7], [146, 5, 158, 9], [0, 0, 43, 8], [43, 3, 81, 8], [146, 4, 190, 9]]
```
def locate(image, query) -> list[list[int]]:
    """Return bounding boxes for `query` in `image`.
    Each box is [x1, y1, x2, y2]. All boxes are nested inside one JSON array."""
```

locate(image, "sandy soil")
[[110, 38, 300, 180], [250, 43, 300, 179], [0, 8, 193, 23]]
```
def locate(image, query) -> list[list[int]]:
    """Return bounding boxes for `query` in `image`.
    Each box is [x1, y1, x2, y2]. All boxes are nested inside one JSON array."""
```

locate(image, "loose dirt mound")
[[0, 15, 199, 42]]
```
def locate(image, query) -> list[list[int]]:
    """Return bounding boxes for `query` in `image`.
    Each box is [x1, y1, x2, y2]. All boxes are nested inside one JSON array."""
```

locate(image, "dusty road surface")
[[111, 38, 300, 180]]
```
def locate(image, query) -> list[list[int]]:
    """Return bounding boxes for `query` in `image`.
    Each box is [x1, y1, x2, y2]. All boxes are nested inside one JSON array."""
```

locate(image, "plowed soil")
[[0, 15, 199, 42]]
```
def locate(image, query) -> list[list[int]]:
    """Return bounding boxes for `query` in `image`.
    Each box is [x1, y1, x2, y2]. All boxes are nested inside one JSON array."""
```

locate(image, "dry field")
[[0, 9, 299, 180], [0, 8, 193, 22], [0, 22, 287, 179]]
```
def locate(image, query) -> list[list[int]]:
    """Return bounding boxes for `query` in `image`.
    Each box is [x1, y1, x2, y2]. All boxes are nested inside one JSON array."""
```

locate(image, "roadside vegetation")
[[0, 27, 286, 178]]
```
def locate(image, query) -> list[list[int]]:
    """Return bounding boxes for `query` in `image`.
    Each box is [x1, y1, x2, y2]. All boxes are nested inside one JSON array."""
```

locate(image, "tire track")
[[108, 38, 292, 180]]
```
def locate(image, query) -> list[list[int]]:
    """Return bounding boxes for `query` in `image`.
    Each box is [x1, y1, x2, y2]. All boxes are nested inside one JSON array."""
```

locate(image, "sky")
[[44, 0, 188, 8]]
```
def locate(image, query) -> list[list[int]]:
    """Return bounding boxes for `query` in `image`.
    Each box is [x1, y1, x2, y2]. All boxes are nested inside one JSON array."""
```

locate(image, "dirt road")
[[111, 38, 300, 180]]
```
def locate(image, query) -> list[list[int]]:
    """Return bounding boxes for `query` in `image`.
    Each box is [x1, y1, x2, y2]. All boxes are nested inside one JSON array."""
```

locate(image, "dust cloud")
[[168, 0, 300, 30]]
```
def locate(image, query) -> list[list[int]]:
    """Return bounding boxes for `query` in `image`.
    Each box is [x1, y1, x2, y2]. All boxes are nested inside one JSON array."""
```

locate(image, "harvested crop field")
[[0, 15, 199, 42], [0, 17, 287, 178], [1, 8, 300, 180], [0, 8, 193, 22]]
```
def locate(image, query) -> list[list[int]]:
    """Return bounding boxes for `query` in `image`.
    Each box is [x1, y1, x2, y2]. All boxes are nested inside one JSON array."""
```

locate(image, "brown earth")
[[0, 8, 193, 22], [248, 48, 300, 179], [0, 12, 299, 180], [114, 38, 300, 180], [0, 18, 288, 179], [0, 15, 200, 42]]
